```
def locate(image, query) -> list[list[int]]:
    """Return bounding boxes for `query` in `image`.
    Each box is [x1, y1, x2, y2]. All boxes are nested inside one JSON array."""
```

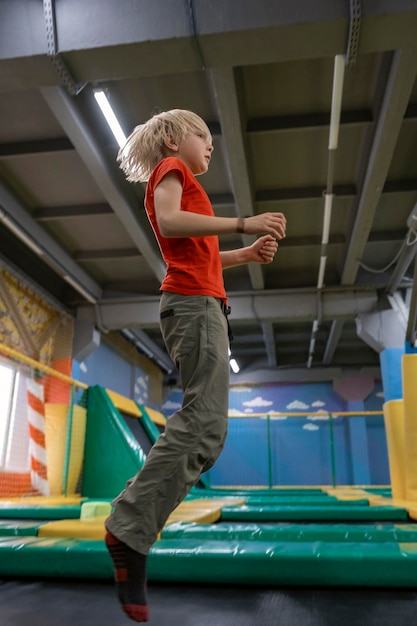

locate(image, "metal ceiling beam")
[[342, 46, 417, 285], [2, 1, 417, 92], [34, 204, 113, 220], [74, 248, 141, 261], [247, 109, 373, 133], [230, 365, 381, 385], [257, 185, 356, 203], [0, 179, 102, 300], [406, 258, 417, 345], [76, 287, 380, 330], [122, 329, 174, 374], [41, 85, 165, 283], [322, 319, 345, 364], [209, 67, 264, 289], [261, 322, 277, 367], [0, 138, 73, 157]]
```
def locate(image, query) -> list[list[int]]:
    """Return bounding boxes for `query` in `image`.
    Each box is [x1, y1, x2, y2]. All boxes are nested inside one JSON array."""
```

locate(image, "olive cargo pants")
[[106, 293, 230, 554]]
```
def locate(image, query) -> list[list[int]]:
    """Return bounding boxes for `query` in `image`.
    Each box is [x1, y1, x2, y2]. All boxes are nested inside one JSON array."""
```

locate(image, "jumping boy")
[[105, 109, 286, 622]]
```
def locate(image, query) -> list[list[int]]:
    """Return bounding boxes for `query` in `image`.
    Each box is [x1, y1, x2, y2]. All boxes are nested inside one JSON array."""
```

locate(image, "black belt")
[[220, 302, 231, 317], [220, 301, 233, 343]]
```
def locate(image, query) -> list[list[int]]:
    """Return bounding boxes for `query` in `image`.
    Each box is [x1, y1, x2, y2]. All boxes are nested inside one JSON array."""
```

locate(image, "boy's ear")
[[163, 135, 179, 152]]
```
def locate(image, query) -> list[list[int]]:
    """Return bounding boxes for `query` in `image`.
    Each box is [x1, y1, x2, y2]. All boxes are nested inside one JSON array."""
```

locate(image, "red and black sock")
[[105, 530, 149, 623]]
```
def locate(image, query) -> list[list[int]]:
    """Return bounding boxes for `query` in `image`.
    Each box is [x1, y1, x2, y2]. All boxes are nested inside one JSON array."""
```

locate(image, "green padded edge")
[[0, 504, 81, 520], [2, 536, 417, 587], [220, 504, 409, 521], [147, 539, 417, 587], [243, 497, 370, 506], [83, 385, 146, 498], [0, 536, 113, 578], [190, 488, 327, 498], [162, 521, 417, 542], [0, 520, 43, 536], [136, 403, 164, 444]]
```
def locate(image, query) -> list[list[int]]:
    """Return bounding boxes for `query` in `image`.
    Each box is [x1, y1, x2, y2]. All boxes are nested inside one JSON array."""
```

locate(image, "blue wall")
[[163, 380, 389, 487], [72, 342, 152, 406], [72, 341, 389, 487]]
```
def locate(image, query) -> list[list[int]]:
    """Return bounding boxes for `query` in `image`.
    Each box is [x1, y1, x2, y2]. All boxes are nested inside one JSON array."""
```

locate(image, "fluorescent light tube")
[[328, 55, 345, 150], [322, 194, 333, 244], [0, 212, 43, 256], [94, 90, 127, 148], [230, 358, 240, 373], [63, 275, 97, 304], [317, 255, 327, 289]]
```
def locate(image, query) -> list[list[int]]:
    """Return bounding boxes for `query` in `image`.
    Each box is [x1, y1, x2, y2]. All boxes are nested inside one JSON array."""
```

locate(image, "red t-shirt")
[[145, 157, 226, 300]]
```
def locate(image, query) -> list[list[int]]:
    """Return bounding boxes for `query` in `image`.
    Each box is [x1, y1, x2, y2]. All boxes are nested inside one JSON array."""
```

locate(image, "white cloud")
[[229, 386, 251, 393], [162, 400, 181, 410], [311, 400, 326, 407], [243, 396, 273, 408], [136, 376, 148, 389], [303, 423, 319, 431], [244, 408, 253, 413], [376, 391, 385, 398], [80, 362, 87, 372], [286, 400, 309, 410], [228, 408, 246, 416]]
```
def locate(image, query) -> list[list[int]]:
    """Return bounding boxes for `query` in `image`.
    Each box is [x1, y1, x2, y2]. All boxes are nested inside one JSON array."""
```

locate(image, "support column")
[[333, 378, 374, 485]]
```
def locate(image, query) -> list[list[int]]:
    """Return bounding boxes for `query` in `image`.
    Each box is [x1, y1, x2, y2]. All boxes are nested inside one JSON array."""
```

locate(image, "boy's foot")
[[105, 530, 149, 623]]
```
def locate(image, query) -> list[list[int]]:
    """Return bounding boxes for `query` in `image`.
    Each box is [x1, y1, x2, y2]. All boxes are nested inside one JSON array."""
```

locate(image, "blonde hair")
[[117, 109, 212, 183]]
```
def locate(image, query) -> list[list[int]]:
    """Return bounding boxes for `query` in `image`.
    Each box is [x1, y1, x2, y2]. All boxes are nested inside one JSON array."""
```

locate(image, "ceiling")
[[1, 0, 417, 385]]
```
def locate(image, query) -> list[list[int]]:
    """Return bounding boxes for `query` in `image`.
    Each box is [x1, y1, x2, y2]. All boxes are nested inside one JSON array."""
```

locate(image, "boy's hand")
[[248, 235, 279, 264], [243, 212, 286, 240]]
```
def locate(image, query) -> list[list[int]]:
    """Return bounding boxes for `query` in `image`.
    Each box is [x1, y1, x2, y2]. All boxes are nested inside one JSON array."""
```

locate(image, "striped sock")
[[105, 531, 149, 623]]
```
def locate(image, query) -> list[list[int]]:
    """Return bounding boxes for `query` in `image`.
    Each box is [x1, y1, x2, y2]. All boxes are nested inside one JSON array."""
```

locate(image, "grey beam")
[[322, 319, 345, 364], [261, 322, 277, 367], [230, 365, 381, 385], [0, 180, 102, 300], [34, 204, 113, 220], [342, 46, 417, 285], [77, 287, 380, 330], [247, 109, 373, 133], [406, 258, 417, 345], [2, 1, 417, 91], [74, 248, 141, 262], [210, 66, 263, 290], [0, 138, 73, 157], [41, 86, 165, 283]]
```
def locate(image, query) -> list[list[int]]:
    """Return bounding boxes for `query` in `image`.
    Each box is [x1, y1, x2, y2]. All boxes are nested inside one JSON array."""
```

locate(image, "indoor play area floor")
[[1, 578, 417, 626]]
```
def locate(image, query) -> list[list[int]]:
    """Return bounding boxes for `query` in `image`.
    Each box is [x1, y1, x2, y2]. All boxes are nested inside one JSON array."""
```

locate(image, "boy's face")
[[174, 131, 214, 176]]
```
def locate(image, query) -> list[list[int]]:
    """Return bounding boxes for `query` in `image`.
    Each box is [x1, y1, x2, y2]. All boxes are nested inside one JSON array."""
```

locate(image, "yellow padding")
[[383, 399, 406, 500], [325, 488, 371, 500], [164, 497, 245, 527], [405, 508, 417, 522], [367, 496, 417, 509], [44, 404, 87, 496], [0, 495, 81, 504], [106, 390, 141, 417], [39, 515, 108, 539], [402, 354, 417, 501], [143, 406, 166, 427]]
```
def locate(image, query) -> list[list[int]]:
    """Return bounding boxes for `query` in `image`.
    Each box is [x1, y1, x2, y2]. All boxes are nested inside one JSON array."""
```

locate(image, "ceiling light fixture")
[[230, 358, 240, 374], [63, 274, 97, 304], [328, 54, 346, 150], [93, 90, 127, 148], [0, 209, 44, 256]]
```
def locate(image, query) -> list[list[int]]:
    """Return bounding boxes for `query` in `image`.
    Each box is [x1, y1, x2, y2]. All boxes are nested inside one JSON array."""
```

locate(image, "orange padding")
[[0, 472, 38, 497]]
